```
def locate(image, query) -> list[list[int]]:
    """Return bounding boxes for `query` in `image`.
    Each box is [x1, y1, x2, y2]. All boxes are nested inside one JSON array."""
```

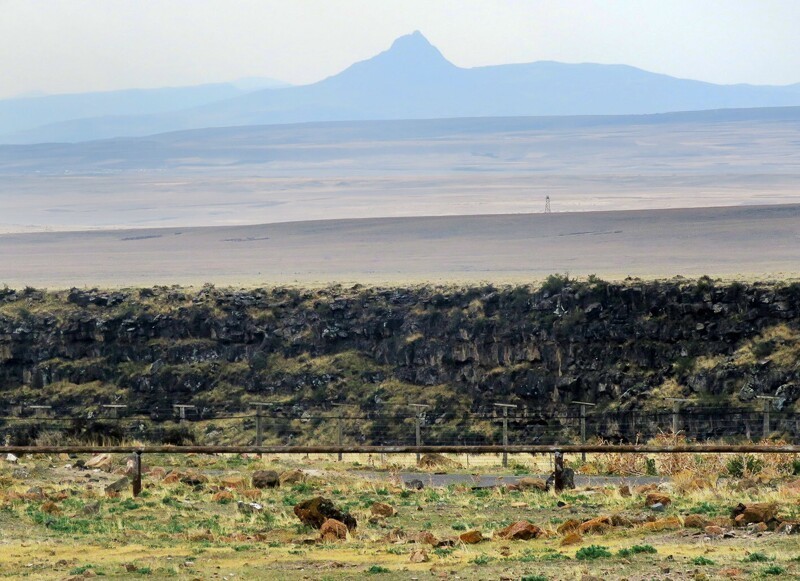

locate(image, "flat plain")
[[1, 204, 799, 288]]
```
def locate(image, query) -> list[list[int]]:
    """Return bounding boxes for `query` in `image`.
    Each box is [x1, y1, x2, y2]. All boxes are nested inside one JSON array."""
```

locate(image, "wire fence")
[[1, 403, 797, 447]]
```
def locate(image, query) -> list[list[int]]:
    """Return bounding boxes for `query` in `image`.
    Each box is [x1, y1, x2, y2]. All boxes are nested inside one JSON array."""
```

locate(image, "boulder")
[[704, 525, 725, 536], [279, 469, 305, 485], [458, 530, 483, 544], [560, 532, 583, 546], [319, 518, 348, 542], [370, 502, 396, 517], [496, 521, 542, 540], [731, 502, 777, 525], [86, 453, 113, 471], [409, 549, 429, 563], [294, 497, 356, 531], [252, 470, 280, 489], [237, 501, 263, 515], [610, 514, 633, 528], [405, 479, 424, 490], [220, 476, 246, 489], [105, 476, 129, 495]]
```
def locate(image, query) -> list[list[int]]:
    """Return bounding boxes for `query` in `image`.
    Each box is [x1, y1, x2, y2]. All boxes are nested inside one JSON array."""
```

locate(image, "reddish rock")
[[41, 501, 61, 515], [370, 502, 396, 517], [560, 532, 582, 546], [459, 530, 483, 544], [293, 496, 356, 531], [704, 525, 725, 536], [319, 518, 348, 542], [517, 477, 548, 492], [409, 549, 428, 563], [683, 514, 710, 529], [610, 514, 633, 528], [414, 531, 438, 546], [731, 502, 777, 525], [252, 470, 280, 489], [496, 521, 542, 540], [618, 485, 631, 497], [557, 519, 581, 535], [645, 492, 672, 508], [212, 490, 234, 503], [641, 516, 682, 531], [578, 516, 613, 535]]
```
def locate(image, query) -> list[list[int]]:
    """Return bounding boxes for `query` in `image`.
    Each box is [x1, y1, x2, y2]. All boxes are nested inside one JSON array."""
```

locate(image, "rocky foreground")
[[1, 277, 799, 444], [1, 451, 799, 580]]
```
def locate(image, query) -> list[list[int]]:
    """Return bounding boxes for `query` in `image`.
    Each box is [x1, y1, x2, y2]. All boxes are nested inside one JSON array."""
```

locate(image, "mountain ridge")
[[4, 31, 800, 144]]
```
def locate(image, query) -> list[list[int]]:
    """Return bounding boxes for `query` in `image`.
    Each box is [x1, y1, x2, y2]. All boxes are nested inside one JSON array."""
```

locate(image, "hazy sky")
[[1, 0, 798, 99]]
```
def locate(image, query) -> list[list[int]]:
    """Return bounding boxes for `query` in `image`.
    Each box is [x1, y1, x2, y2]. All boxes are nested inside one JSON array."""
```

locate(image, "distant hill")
[[0, 78, 288, 142], [3, 31, 800, 144]]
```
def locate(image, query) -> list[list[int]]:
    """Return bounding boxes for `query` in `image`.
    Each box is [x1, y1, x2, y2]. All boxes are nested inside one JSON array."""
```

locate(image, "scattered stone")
[[405, 479, 424, 490], [650, 502, 666, 512], [25, 486, 46, 500], [294, 497, 356, 531], [220, 476, 246, 489], [161, 471, 182, 484], [510, 501, 529, 508], [634, 484, 658, 494], [85, 454, 113, 471], [5, 453, 18, 464], [409, 549, 428, 563], [496, 521, 542, 540], [414, 531, 438, 546], [684, 514, 710, 529], [252, 470, 280, 489], [560, 532, 583, 546], [81, 501, 100, 515], [704, 525, 725, 537], [105, 476, 129, 495], [237, 501, 263, 515], [212, 490, 234, 503], [180, 472, 208, 486], [319, 518, 348, 542], [278, 469, 305, 485], [458, 530, 483, 544], [370, 502, 396, 517], [645, 492, 672, 508]]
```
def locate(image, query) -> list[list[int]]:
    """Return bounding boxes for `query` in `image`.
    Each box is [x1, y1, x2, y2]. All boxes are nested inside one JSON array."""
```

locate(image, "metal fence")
[[1, 401, 798, 450]]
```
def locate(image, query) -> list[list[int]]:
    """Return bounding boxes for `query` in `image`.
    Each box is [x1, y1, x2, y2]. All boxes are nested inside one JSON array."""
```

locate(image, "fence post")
[[554, 450, 564, 492], [665, 398, 689, 438], [571, 401, 595, 462], [102, 404, 127, 419], [757, 396, 777, 439], [331, 403, 351, 462], [173, 404, 196, 424], [132, 451, 142, 497], [494, 403, 517, 468], [409, 404, 429, 463]]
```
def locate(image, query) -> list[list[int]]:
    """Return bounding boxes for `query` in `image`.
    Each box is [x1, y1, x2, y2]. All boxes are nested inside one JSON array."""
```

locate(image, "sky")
[[1, 0, 799, 99]]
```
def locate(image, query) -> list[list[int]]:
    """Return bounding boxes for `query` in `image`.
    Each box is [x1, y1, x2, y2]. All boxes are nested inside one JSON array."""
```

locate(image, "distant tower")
[[544, 195, 551, 214]]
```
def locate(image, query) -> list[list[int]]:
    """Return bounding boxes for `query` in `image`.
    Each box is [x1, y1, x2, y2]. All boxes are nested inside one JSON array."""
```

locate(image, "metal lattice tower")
[[544, 195, 551, 213]]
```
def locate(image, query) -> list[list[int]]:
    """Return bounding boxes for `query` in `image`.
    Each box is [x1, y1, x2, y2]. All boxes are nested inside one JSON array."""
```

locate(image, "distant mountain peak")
[[380, 30, 451, 66]]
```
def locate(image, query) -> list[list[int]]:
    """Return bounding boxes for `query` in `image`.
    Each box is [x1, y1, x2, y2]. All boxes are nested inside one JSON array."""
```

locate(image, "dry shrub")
[[584, 438, 650, 476]]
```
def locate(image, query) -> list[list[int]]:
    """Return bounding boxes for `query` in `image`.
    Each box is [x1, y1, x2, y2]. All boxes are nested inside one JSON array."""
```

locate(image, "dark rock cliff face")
[[0, 278, 799, 442]]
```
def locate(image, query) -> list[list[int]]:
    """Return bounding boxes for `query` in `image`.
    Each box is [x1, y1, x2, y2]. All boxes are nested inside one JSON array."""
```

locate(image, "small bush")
[[470, 554, 492, 565], [617, 544, 657, 558], [451, 522, 467, 531], [366, 565, 389, 574], [762, 565, 786, 576], [522, 576, 547, 581], [692, 556, 715, 566], [743, 552, 773, 562], [576, 545, 612, 560], [727, 455, 764, 477]]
